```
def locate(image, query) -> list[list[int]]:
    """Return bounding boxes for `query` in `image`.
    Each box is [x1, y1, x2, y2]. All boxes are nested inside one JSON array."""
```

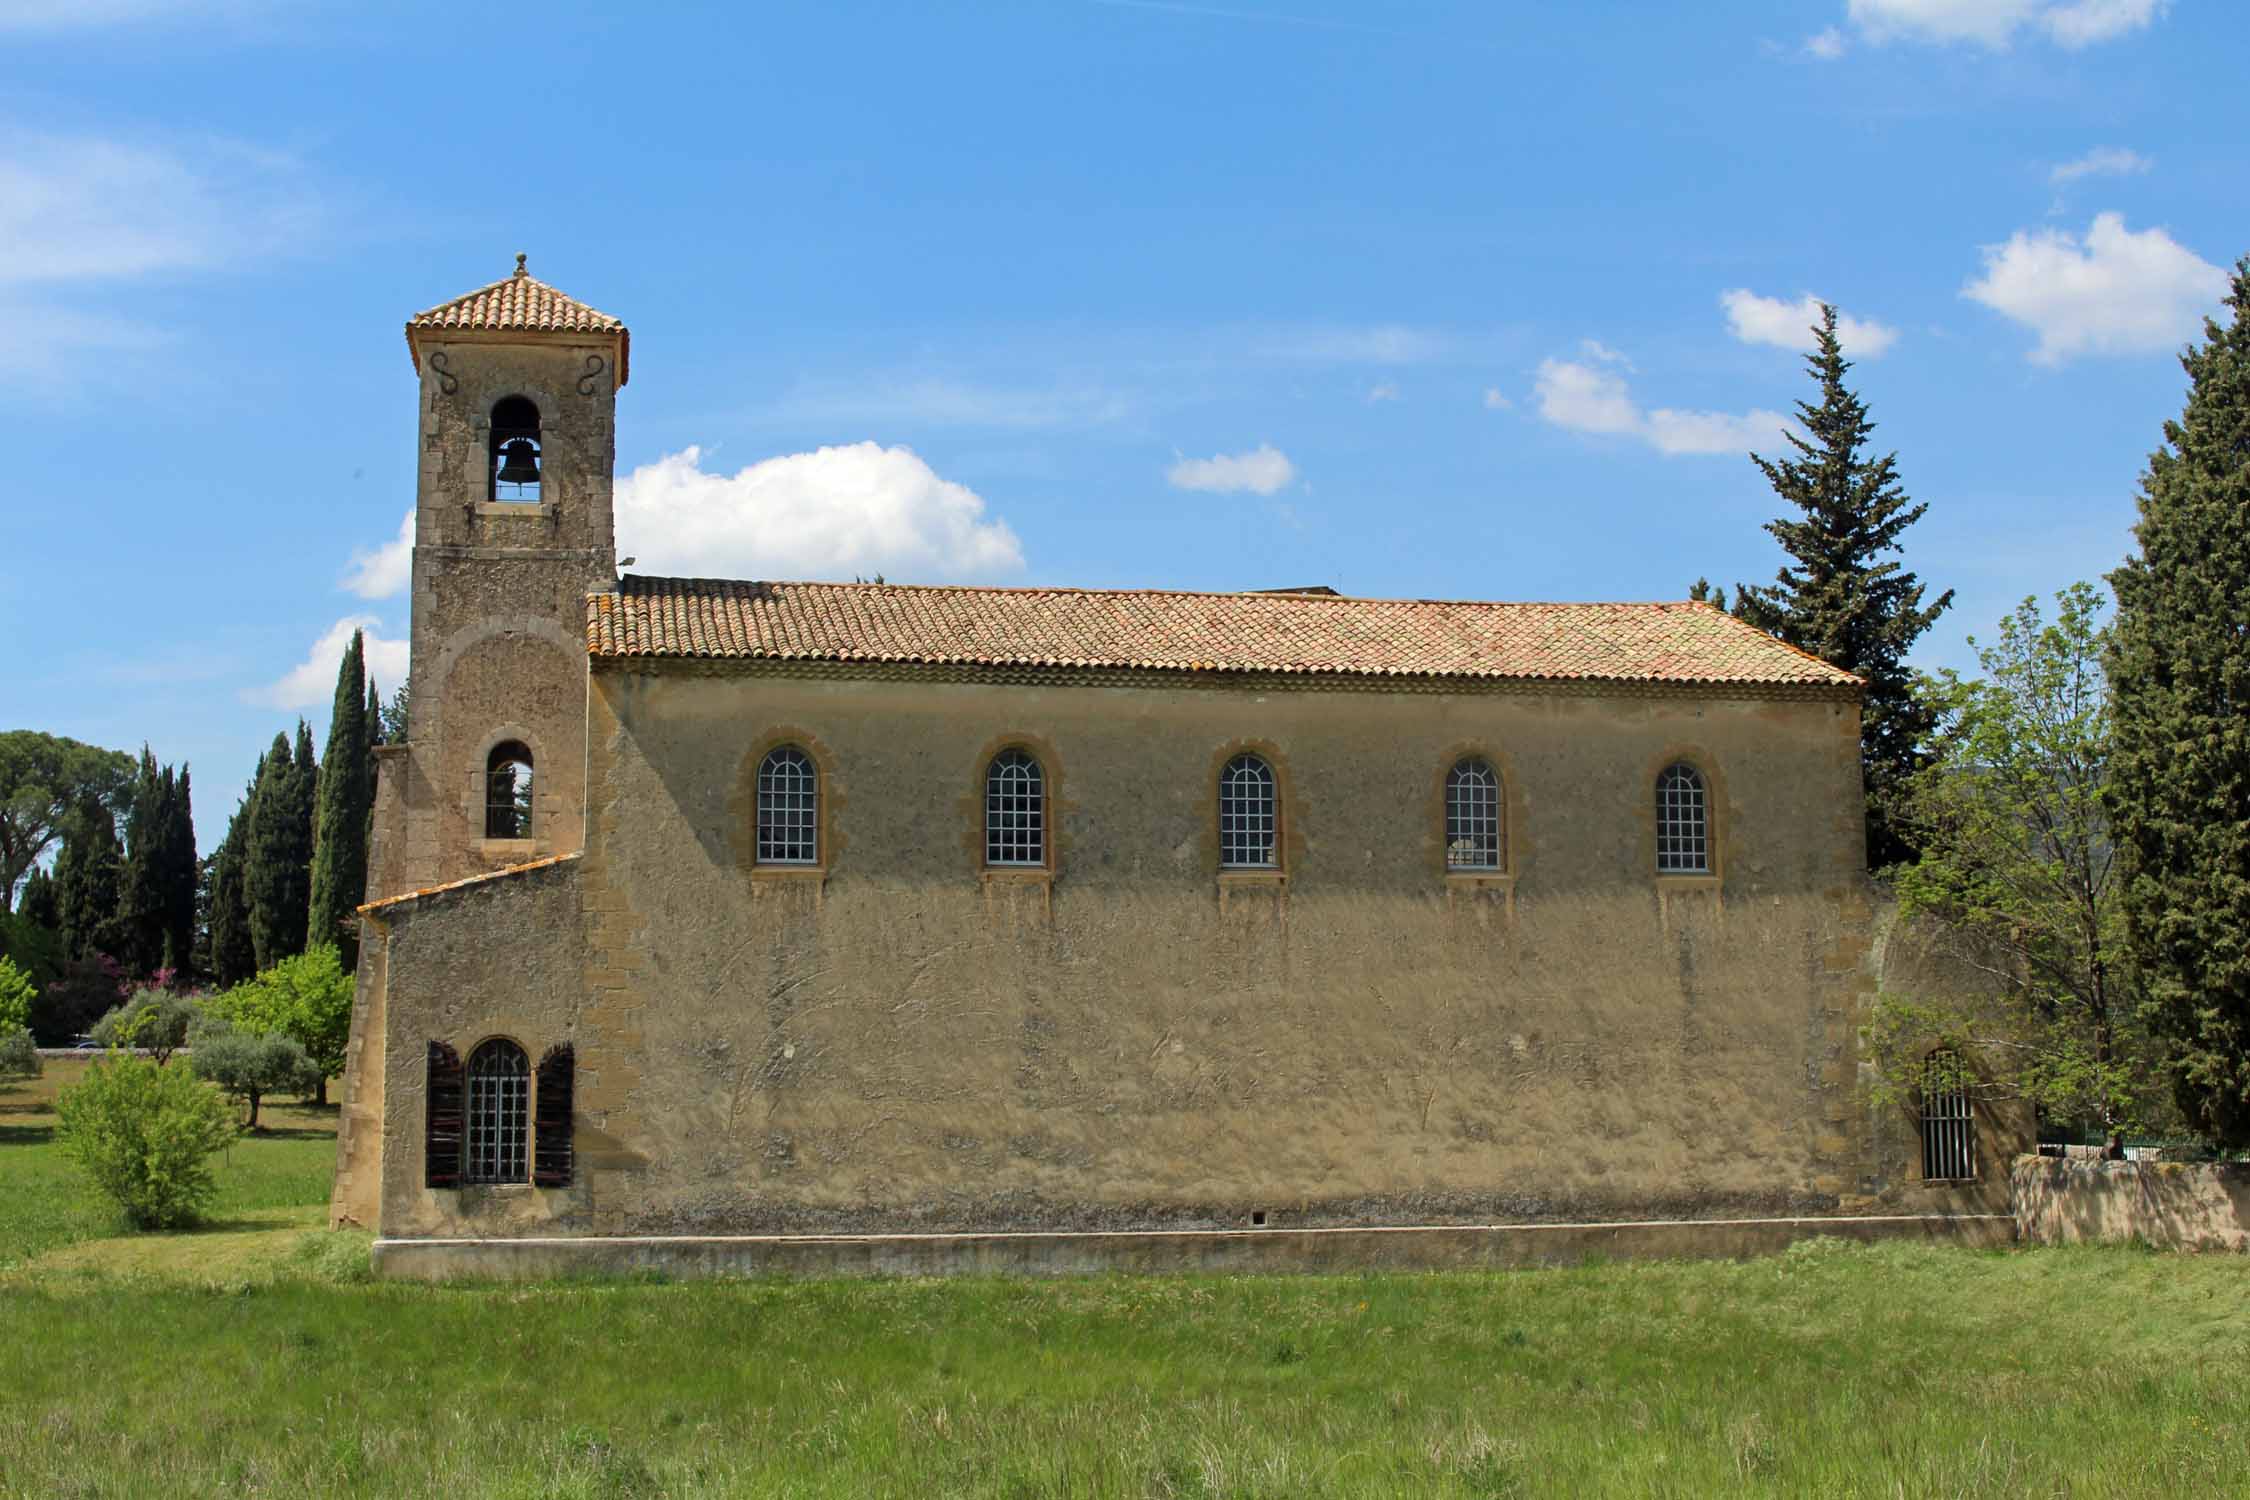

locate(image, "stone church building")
[[329, 261, 2022, 1277]]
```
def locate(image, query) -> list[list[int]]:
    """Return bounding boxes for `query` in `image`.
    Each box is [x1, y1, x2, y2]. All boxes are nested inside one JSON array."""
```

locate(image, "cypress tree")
[[118, 748, 166, 973], [52, 799, 124, 962], [309, 629, 372, 969], [206, 775, 258, 989], [2105, 256, 2250, 1148], [163, 766, 197, 976], [1733, 304, 1952, 870], [19, 866, 58, 931], [245, 727, 316, 973]]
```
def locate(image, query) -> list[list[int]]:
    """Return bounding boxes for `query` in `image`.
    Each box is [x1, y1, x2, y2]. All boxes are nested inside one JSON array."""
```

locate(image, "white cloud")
[[1720, 290, 1900, 357], [1166, 443, 1296, 495], [1578, 339, 1634, 369], [251, 616, 409, 712], [0, 130, 316, 287], [1845, 0, 2166, 47], [615, 442, 1023, 581], [1803, 25, 1848, 57], [342, 510, 412, 599], [1481, 387, 1513, 410], [1963, 212, 2226, 364], [1535, 355, 1794, 457], [1366, 381, 1401, 403], [2049, 145, 2152, 186]]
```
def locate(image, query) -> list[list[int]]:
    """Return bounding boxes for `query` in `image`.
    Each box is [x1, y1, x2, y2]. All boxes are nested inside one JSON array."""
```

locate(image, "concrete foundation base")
[[373, 1212, 2017, 1281]]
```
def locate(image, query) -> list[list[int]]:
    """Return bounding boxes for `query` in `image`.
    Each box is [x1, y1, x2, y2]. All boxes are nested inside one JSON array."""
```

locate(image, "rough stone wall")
[[2015, 1157, 2250, 1250], [391, 337, 616, 897], [360, 663, 2012, 1239]]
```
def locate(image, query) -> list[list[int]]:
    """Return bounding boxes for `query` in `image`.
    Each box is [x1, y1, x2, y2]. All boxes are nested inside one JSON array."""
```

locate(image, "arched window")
[[485, 742, 534, 839], [985, 748, 1045, 867], [489, 395, 542, 502], [1919, 1048, 1976, 1180], [1219, 753, 1279, 869], [1445, 757, 1503, 871], [1655, 763, 1708, 873], [464, 1038, 530, 1185], [756, 746, 819, 864]]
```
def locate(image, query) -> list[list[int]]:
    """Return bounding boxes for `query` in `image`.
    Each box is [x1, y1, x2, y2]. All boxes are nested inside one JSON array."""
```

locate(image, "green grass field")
[[3, 1061, 2246, 1498]]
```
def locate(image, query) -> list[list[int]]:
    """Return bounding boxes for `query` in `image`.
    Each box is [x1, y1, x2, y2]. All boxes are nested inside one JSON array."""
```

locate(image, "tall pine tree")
[[117, 748, 168, 973], [164, 766, 197, 974], [52, 799, 124, 962], [309, 629, 373, 969], [206, 769, 259, 988], [2105, 256, 2250, 1149], [1733, 304, 1952, 870], [244, 726, 316, 973]]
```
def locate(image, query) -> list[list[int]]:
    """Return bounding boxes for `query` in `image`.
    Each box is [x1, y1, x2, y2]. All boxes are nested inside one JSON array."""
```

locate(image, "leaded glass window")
[[1445, 757, 1502, 870], [985, 749, 1045, 866], [756, 746, 818, 865], [464, 1038, 529, 1185], [1656, 763, 1708, 873], [1219, 753, 1278, 869]]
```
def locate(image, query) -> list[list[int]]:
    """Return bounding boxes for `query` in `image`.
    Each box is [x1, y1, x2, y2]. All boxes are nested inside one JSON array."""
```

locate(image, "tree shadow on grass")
[[236, 1124, 338, 1141], [0, 1123, 55, 1146]]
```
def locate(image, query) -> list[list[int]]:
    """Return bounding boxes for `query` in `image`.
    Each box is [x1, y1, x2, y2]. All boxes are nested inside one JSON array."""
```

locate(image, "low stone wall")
[[373, 1213, 2016, 1281], [2013, 1156, 2250, 1251]]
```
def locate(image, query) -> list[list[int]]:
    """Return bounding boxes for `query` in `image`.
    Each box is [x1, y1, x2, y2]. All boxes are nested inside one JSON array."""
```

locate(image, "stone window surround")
[[472, 723, 547, 864], [425, 1028, 574, 1199], [964, 732, 1065, 886], [736, 726, 843, 883], [1643, 745, 1728, 892]]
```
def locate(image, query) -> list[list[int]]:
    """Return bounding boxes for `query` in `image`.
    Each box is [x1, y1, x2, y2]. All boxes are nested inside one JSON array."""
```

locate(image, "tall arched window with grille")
[[985, 749, 1046, 867], [464, 1038, 530, 1185], [1445, 757, 1503, 871], [485, 742, 534, 839], [1219, 753, 1279, 869], [1919, 1048, 1976, 1180], [1655, 763, 1708, 873], [756, 746, 819, 865]]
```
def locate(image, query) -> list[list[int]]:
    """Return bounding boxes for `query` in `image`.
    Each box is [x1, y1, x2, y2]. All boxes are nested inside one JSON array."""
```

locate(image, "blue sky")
[[1, 0, 2240, 853]]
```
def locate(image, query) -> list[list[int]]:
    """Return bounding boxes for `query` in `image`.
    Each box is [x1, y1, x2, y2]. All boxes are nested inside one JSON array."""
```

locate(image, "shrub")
[[0, 955, 34, 1035], [189, 1018, 321, 1129], [208, 945, 354, 1101], [89, 988, 201, 1063], [55, 1050, 236, 1228], [32, 952, 128, 1045], [0, 1026, 38, 1080]]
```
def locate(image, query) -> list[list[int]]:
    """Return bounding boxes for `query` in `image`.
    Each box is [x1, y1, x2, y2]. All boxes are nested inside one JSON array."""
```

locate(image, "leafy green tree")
[[52, 800, 124, 963], [308, 631, 372, 969], [189, 1016, 320, 1129], [90, 988, 202, 1064], [209, 944, 354, 1103], [1872, 586, 2169, 1137], [0, 955, 34, 1035], [0, 732, 135, 913], [378, 682, 410, 745], [31, 953, 128, 1045], [2106, 256, 2250, 1150], [57, 1050, 236, 1226], [244, 726, 316, 973], [0, 1027, 37, 1080], [18, 866, 58, 929], [1732, 305, 1953, 871], [0, 910, 61, 991]]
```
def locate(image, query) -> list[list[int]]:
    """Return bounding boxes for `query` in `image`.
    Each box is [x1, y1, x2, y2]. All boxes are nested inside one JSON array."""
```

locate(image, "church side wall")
[[381, 666, 1927, 1239]]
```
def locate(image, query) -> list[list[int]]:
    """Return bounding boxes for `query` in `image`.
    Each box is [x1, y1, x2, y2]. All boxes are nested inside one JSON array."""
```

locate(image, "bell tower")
[[369, 255, 629, 898]]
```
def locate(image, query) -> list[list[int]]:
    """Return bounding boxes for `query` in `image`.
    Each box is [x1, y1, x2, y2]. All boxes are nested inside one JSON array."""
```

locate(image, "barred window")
[[485, 742, 533, 839], [1656, 763, 1708, 873], [756, 746, 819, 864], [985, 749, 1045, 867], [464, 1038, 529, 1185], [1919, 1049, 1976, 1180], [1445, 757, 1503, 871], [1219, 753, 1279, 869]]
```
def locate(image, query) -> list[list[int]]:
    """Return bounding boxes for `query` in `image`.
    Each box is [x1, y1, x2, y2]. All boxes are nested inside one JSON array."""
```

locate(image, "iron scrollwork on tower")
[[577, 354, 609, 397], [427, 349, 459, 395]]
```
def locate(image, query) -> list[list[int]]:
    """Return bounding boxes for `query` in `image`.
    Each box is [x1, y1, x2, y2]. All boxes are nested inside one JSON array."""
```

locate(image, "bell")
[[495, 438, 541, 487]]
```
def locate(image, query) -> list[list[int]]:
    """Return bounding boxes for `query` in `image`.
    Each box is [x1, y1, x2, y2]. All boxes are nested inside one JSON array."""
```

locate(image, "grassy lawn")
[[3, 1061, 2246, 1497]]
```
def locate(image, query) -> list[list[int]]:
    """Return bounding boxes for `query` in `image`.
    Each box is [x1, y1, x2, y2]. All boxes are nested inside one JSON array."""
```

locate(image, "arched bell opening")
[[485, 741, 534, 839], [489, 396, 542, 502]]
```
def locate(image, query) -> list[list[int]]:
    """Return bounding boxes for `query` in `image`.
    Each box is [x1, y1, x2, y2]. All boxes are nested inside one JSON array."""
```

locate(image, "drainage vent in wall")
[[1250, 1211, 1268, 1228]]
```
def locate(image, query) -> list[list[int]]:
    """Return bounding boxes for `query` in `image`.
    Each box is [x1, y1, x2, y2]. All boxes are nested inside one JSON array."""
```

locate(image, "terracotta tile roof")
[[406, 255, 629, 383], [587, 577, 1861, 691]]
